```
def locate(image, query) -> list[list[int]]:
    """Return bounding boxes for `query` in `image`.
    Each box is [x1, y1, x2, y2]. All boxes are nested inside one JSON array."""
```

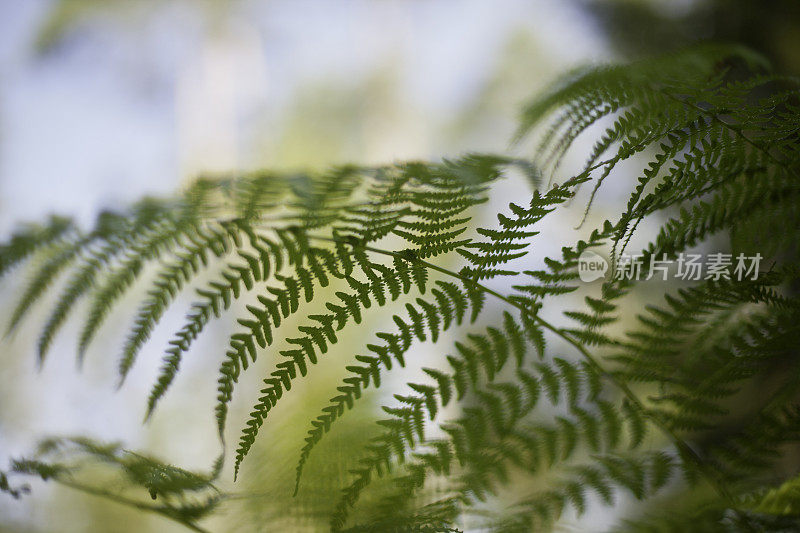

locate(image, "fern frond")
[[292, 276, 480, 493], [118, 219, 253, 382], [4, 44, 800, 532], [76, 216, 200, 360], [0, 215, 75, 278]]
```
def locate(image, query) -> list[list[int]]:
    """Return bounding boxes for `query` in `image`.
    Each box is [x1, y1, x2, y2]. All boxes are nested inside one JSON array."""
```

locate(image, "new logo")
[[578, 251, 609, 282]]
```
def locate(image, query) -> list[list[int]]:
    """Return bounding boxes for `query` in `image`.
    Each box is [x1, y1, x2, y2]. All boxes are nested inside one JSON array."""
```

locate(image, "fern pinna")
[[2, 45, 800, 532]]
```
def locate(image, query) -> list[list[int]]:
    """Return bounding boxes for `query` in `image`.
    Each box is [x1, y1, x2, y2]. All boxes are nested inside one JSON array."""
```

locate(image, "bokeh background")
[[0, 1, 797, 531]]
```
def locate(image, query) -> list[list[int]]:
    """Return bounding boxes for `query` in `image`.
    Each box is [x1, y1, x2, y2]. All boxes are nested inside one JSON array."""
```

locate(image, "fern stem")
[[311, 235, 741, 510], [54, 478, 214, 533]]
